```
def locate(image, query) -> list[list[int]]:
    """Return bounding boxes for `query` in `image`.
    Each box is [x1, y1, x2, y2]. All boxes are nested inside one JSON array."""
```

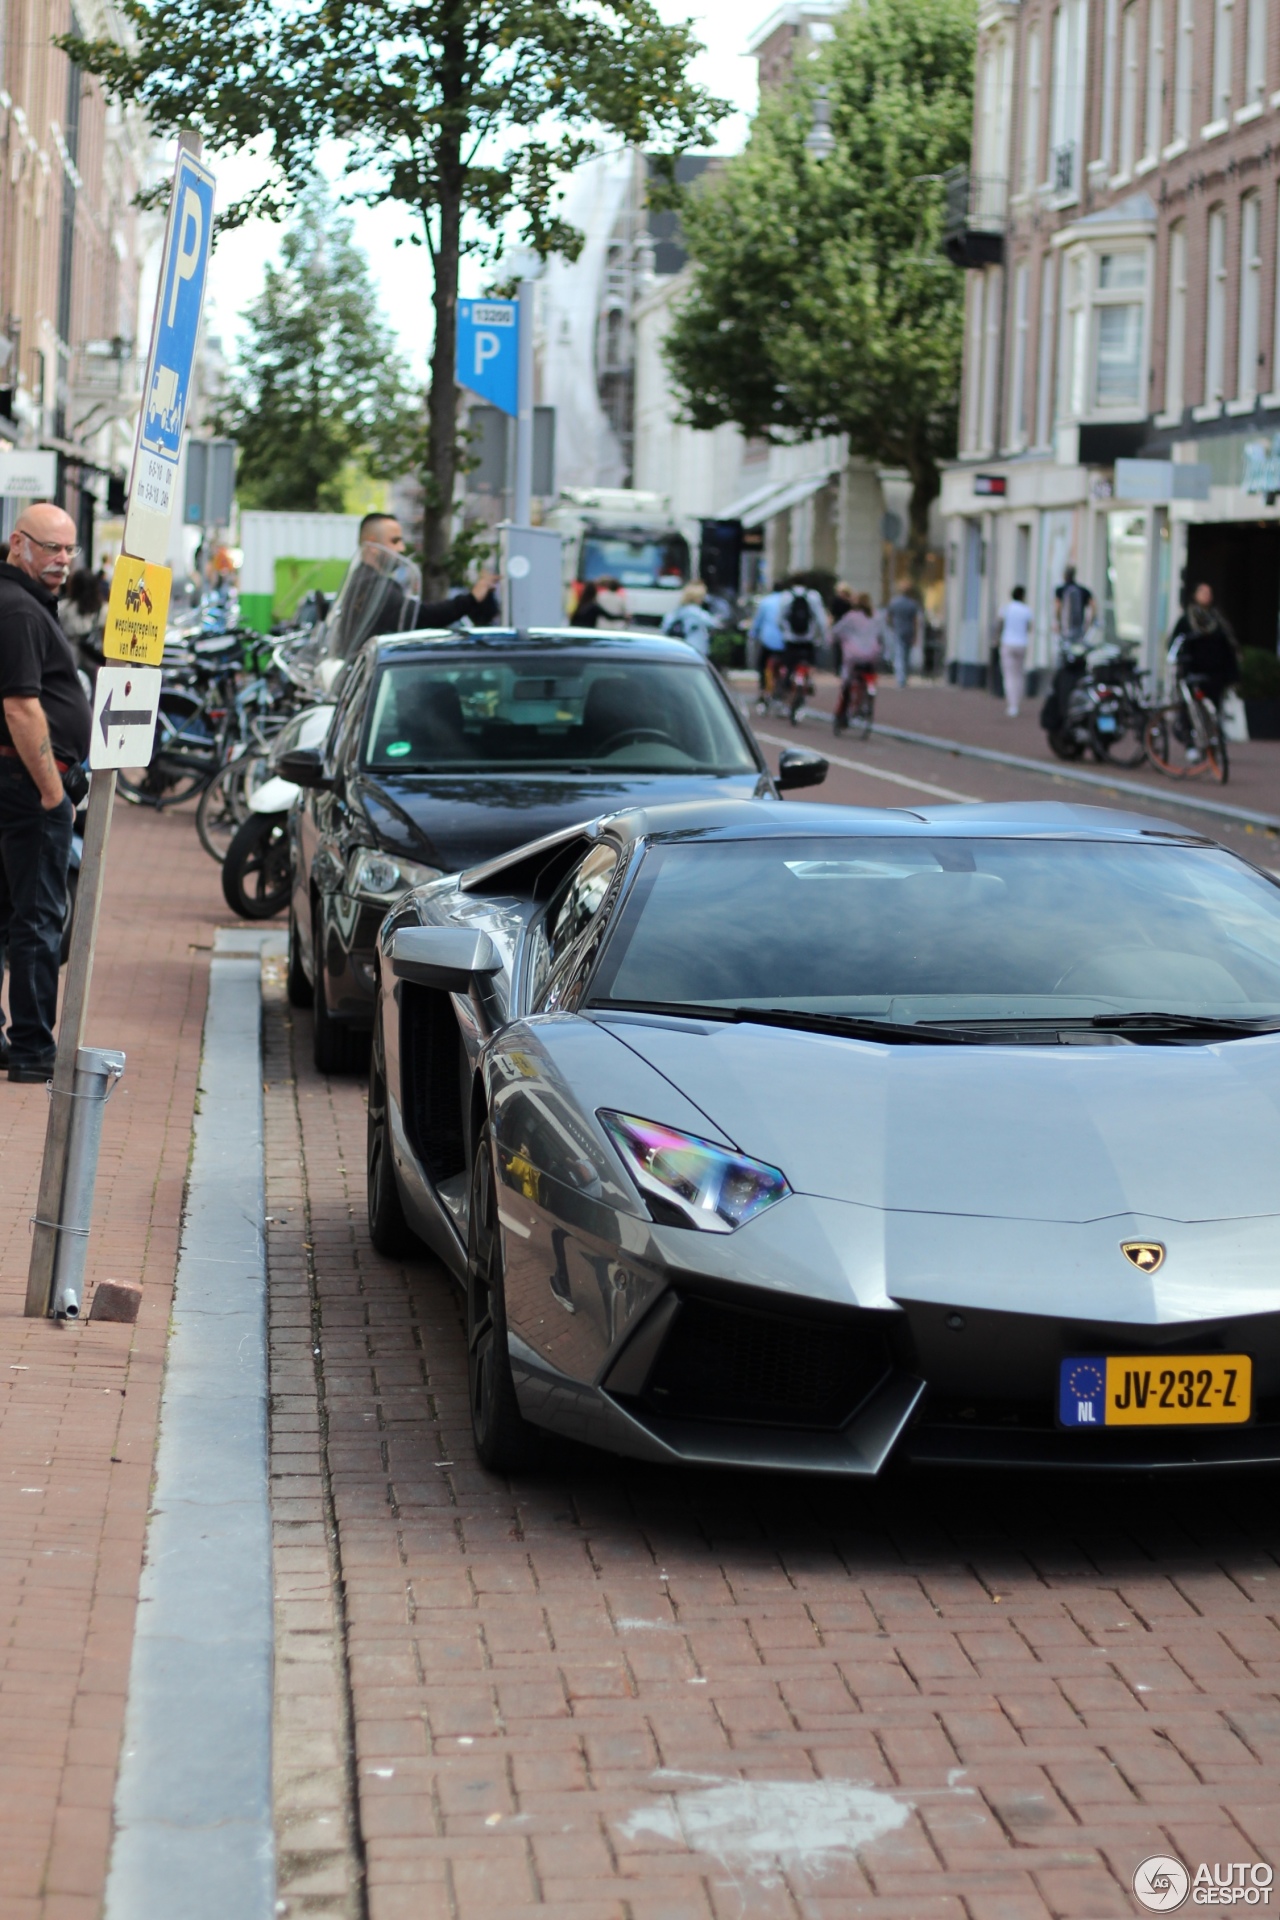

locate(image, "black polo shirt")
[[0, 563, 92, 764]]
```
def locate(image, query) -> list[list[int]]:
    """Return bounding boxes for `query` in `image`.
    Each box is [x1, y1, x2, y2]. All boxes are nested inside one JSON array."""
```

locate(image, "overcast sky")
[[204, 0, 763, 375]]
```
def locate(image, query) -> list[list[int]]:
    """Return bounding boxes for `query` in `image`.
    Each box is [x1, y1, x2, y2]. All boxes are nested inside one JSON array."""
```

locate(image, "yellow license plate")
[[1059, 1355, 1252, 1427]]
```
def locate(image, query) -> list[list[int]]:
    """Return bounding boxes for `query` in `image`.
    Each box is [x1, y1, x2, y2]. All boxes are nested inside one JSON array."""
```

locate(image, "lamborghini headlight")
[[600, 1111, 790, 1233], [346, 847, 443, 904]]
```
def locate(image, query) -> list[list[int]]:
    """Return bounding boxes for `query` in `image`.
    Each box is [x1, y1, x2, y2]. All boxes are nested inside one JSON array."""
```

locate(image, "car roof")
[[370, 627, 705, 664], [599, 797, 1220, 847]]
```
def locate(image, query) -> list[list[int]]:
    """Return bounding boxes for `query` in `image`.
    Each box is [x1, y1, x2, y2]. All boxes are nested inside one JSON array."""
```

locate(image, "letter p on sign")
[[167, 188, 204, 327], [474, 331, 500, 377]]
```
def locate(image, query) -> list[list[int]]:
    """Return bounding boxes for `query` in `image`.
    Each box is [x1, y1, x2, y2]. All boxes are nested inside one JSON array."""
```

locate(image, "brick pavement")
[[0, 796, 225, 1920], [274, 1001, 1280, 1920]]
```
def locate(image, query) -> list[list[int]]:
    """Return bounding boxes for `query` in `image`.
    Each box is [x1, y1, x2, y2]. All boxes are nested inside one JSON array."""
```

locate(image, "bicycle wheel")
[[848, 684, 874, 740], [117, 690, 214, 808], [1204, 718, 1229, 784], [1143, 705, 1193, 778], [196, 755, 260, 863]]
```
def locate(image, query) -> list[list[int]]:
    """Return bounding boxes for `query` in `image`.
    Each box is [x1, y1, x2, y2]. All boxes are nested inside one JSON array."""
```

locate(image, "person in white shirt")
[[998, 585, 1033, 717]]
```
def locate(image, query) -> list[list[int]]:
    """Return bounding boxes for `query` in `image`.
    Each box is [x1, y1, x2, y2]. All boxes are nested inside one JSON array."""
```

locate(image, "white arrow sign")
[[89, 666, 162, 770]]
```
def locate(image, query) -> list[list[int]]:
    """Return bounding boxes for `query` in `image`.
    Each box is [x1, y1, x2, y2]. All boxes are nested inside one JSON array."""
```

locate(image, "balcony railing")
[[1051, 139, 1078, 196], [942, 170, 1007, 269]]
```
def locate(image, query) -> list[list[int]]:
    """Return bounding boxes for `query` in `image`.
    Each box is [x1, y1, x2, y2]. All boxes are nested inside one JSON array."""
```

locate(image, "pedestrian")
[[59, 567, 106, 674], [883, 584, 921, 688], [998, 584, 1033, 718], [1168, 588, 1240, 719], [661, 582, 717, 657], [570, 581, 603, 628], [1168, 581, 1240, 670], [1054, 563, 1094, 656], [0, 504, 92, 1081], [594, 577, 630, 628]]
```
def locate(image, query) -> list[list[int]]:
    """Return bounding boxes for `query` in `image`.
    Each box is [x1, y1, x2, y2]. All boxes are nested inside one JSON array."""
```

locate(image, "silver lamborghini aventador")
[[366, 797, 1280, 1474]]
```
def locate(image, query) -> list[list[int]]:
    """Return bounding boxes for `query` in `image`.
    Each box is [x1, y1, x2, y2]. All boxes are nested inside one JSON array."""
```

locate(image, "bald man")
[[0, 503, 92, 1081]]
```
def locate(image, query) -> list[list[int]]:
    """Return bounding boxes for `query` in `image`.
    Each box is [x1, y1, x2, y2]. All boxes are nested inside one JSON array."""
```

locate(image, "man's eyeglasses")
[[19, 535, 81, 561]]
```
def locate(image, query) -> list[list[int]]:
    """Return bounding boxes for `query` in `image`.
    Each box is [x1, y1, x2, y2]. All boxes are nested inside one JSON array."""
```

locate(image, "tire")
[[60, 865, 78, 968], [221, 813, 291, 919], [1094, 705, 1148, 769], [287, 908, 313, 1008], [1047, 728, 1085, 761], [466, 1124, 541, 1473], [311, 911, 364, 1075], [367, 1014, 418, 1256], [117, 690, 213, 809]]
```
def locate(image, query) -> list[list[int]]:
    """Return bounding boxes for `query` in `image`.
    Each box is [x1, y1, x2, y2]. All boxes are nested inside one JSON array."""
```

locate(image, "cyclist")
[[1168, 590, 1239, 759], [832, 592, 880, 730]]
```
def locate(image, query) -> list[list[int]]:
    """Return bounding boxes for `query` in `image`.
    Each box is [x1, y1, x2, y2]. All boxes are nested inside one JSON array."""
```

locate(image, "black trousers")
[[0, 764, 73, 1067]]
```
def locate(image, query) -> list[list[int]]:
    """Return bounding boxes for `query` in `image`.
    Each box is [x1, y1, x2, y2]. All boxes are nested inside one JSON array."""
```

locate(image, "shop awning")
[[717, 470, 835, 528]]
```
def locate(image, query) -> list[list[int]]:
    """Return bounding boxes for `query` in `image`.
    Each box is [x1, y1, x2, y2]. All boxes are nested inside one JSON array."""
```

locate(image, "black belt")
[[0, 744, 74, 773]]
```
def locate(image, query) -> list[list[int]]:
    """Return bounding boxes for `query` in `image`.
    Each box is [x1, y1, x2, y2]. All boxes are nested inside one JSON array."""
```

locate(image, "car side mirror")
[[277, 747, 330, 790], [776, 748, 829, 792], [390, 927, 502, 993]]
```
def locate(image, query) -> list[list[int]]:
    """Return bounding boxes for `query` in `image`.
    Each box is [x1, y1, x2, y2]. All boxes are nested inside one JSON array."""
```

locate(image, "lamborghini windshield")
[[361, 656, 755, 775], [590, 837, 1280, 1025]]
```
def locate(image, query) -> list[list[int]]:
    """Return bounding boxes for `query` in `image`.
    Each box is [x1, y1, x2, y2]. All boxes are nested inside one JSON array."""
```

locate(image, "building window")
[[1050, 2, 1088, 198], [1272, 196, 1280, 395], [980, 265, 1004, 452], [1059, 252, 1089, 419], [1118, 3, 1141, 175], [1009, 259, 1030, 447], [1238, 193, 1262, 401], [1211, 0, 1234, 124], [1022, 25, 1042, 193], [1094, 252, 1147, 406], [1100, 0, 1119, 170], [1204, 205, 1227, 403], [965, 274, 985, 451], [1173, 0, 1194, 142], [1144, 0, 1165, 161], [1036, 251, 1057, 445], [1245, 0, 1267, 105], [1165, 220, 1187, 415]]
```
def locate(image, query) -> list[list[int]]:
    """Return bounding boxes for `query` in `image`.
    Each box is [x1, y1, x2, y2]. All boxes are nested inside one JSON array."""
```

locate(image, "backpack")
[[785, 589, 813, 638]]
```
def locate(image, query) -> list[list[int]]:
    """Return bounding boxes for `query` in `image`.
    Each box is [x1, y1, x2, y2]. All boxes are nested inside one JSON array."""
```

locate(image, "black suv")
[[283, 626, 827, 1072]]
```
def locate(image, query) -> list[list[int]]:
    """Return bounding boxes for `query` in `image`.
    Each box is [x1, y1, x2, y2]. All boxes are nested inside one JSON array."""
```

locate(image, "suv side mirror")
[[277, 746, 330, 790], [776, 748, 829, 792], [390, 927, 502, 993]]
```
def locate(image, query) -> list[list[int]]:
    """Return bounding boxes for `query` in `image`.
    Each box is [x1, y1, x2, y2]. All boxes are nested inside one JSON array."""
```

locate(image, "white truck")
[[542, 487, 695, 628]]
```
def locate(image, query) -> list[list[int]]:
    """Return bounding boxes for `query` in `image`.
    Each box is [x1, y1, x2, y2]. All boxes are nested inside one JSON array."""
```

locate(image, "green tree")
[[662, 0, 974, 587], [62, 1, 725, 591], [212, 182, 419, 513]]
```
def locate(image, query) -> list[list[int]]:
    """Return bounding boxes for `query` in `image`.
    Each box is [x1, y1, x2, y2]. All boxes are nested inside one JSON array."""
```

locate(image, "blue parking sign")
[[139, 151, 216, 464], [457, 299, 518, 416]]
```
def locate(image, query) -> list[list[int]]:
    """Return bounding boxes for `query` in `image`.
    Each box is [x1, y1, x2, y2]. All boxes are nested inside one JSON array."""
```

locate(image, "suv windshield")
[[579, 530, 689, 590], [591, 837, 1280, 1023], [362, 655, 757, 775]]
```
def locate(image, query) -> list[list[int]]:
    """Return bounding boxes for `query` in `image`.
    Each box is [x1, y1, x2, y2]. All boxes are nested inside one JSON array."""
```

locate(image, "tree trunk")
[[422, 165, 462, 599], [905, 453, 940, 599]]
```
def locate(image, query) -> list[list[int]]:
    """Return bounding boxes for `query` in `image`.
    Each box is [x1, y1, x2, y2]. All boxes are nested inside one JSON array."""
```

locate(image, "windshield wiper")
[[592, 1001, 977, 1043], [1088, 1011, 1280, 1038]]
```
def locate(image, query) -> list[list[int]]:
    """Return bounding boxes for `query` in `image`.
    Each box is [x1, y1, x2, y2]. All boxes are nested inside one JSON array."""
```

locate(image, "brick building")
[[0, 2, 154, 555], [943, 0, 1280, 687]]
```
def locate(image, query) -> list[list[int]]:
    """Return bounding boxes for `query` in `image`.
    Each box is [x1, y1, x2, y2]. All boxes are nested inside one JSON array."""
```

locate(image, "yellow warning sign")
[[103, 557, 172, 667]]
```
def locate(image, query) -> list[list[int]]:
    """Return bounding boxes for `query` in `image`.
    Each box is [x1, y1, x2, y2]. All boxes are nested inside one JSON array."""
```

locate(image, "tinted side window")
[[327, 655, 374, 770], [529, 844, 621, 1010]]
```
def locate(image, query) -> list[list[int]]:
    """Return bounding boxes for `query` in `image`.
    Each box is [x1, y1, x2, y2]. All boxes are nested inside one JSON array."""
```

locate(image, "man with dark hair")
[[0, 503, 92, 1080], [346, 512, 499, 639]]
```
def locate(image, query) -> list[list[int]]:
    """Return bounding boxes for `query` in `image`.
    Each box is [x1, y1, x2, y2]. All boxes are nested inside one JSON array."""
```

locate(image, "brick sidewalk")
[[273, 1010, 1280, 1920], [0, 797, 226, 1920]]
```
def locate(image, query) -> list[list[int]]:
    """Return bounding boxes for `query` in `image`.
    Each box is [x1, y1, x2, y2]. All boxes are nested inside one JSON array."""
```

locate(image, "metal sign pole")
[[25, 771, 117, 1315], [513, 279, 535, 530]]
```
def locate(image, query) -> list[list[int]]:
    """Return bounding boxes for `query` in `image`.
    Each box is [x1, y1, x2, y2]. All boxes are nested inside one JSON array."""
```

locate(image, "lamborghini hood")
[[597, 1015, 1280, 1226]]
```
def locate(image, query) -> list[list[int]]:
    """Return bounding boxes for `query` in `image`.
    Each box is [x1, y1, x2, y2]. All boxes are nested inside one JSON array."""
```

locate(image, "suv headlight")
[[600, 1111, 789, 1233], [345, 847, 443, 904]]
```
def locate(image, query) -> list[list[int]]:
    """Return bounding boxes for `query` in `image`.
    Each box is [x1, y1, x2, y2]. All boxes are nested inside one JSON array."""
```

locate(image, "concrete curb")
[[104, 928, 279, 1920]]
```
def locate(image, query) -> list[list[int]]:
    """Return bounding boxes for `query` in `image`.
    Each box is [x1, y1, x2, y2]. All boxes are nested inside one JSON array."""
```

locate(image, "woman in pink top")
[[831, 593, 880, 732]]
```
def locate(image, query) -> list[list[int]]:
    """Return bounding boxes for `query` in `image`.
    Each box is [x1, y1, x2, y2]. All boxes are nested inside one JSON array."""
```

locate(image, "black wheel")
[[1094, 704, 1148, 769], [196, 755, 259, 863], [287, 907, 313, 1008], [221, 813, 291, 920], [117, 691, 213, 809], [467, 1124, 541, 1473], [367, 1013, 418, 1256], [311, 912, 363, 1075], [1047, 728, 1085, 761], [60, 865, 78, 967]]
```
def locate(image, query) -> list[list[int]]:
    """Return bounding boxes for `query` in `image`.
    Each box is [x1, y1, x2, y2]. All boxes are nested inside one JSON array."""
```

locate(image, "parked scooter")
[[221, 704, 333, 920], [1040, 640, 1148, 767]]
